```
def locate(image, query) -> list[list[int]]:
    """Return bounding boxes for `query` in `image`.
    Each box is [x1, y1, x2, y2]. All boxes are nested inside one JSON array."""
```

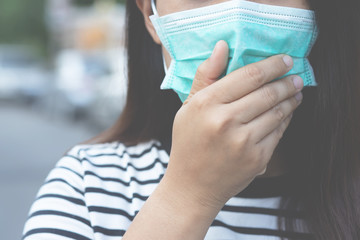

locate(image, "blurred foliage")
[[0, 0, 127, 59], [73, 0, 126, 6], [0, 0, 48, 58], [73, 0, 96, 6]]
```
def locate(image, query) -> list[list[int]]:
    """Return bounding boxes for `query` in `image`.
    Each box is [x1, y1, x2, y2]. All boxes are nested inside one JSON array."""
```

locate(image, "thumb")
[[183, 40, 229, 105]]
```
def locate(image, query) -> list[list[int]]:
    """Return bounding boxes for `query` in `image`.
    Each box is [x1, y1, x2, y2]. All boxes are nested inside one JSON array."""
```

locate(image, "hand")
[[163, 40, 304, 212]]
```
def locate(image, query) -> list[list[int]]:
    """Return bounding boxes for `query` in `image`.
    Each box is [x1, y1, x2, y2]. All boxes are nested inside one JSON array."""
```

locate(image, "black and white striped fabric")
[[22, 139, 312, 240]]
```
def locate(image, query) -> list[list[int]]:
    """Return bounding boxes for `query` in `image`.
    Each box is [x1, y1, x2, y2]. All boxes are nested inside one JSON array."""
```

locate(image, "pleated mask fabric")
[[150, 0, 319, 102]]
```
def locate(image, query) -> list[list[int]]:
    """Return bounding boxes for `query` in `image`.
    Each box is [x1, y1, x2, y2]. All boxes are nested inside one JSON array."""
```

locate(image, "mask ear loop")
[[162, 52, 168, 74], [151, 0, 159, 16]]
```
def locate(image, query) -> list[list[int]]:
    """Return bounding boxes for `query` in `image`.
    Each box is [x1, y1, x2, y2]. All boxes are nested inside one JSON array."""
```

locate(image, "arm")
[[122, 175, 222, 240]]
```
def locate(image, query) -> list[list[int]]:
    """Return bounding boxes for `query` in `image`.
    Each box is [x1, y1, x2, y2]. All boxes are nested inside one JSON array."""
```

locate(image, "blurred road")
[[0, 100, 102, 240]]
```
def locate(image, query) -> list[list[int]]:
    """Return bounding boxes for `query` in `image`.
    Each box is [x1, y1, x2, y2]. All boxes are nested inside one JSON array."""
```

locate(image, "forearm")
[[122, 176, 221, 240]]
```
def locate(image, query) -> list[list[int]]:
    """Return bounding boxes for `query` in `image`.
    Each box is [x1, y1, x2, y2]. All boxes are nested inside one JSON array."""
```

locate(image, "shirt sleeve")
[[22, 146, 95, 240]]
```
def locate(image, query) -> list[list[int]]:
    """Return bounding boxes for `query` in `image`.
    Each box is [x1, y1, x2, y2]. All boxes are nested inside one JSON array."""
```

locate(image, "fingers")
[[183, 40, 229, 105], [248, 92, 302, 143], [256, 113, 293, 155], [208, 54, 293, 104], [252, 113, 293, 177], [229, 75, 304, 124]]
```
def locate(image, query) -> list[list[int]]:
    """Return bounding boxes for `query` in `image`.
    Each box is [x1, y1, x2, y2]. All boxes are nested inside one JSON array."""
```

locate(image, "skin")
[[122, 1, 307, 239]]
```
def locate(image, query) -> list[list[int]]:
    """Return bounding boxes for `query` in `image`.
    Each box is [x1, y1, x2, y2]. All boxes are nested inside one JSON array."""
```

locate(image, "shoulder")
[[36, 139, 170, 198], [64, 139, 169, 168], [22, 139, 170, 239], [56, 139, 170, 183]]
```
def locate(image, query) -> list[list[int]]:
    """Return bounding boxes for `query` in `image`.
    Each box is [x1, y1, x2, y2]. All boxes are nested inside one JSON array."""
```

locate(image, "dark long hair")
[[276, 0, 360, 239], [80, 0, 360, 239]]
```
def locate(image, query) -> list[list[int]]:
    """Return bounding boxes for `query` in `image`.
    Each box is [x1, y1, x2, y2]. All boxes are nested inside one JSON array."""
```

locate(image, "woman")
[[22, 0, 360, 239]]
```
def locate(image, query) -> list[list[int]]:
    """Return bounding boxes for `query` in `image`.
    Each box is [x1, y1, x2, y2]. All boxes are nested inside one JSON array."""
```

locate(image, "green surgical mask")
[[150, 0, 319, 102]]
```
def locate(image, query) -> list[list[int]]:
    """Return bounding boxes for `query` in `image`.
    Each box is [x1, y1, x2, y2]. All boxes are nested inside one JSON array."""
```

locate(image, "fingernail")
[[283, 55, 293, 68], [293, 76, 304, 90], [295, 92, 303, 102], [211, 41, 222, 59]]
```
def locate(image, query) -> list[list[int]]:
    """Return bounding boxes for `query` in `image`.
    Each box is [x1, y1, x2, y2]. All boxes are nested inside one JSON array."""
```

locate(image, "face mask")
[[150, 0, 319, 103]]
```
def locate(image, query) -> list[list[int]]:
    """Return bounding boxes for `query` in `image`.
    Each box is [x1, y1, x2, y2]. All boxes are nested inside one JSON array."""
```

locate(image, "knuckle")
[[251, 152, 268, 173], [207, 114, 232, 134], [253, 150, 268, 175], [261, 86, 278, 107], [277, 128, 285, 139], [192, 92, 211, 110], [195, 62, 208, 80], [234, 129, 251, 148], [213, 85, 228, 102], [254, 147, 266, 164], [276, 123, 287, 139], [273, 104, 285, 121], [283, 117, 291, 130], [284, 76, 296, 93], [257, 166, 267, 176], [290, 96, 299, 108], [245, 65, 265, 85]]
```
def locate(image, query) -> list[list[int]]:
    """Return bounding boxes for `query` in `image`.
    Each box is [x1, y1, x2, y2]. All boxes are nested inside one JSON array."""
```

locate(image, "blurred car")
[[88, 47, 128, 128], [0, 45, 50, 102], [55, 49, 98, 109], [54, 48, 126, 127]]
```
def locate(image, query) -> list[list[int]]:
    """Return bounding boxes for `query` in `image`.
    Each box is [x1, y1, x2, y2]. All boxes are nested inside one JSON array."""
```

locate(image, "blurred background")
[[0, 0, 128, 238]]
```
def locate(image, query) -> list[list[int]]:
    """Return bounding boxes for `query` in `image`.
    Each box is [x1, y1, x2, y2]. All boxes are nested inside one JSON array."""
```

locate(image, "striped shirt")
[[22, 139, 312, 240]]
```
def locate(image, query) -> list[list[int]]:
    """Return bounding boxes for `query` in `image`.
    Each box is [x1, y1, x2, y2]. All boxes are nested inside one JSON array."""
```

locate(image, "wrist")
[[158, 174, 223, 221], [122, 175, 223, 239]]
